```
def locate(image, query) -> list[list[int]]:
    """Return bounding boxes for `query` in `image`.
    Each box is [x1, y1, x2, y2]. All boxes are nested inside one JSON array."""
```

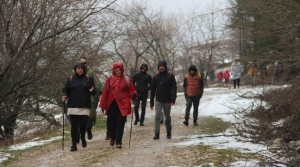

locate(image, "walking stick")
[[61, 88, 65, 151], [62, 100, 65, 150], [129, 101, 134, 147]]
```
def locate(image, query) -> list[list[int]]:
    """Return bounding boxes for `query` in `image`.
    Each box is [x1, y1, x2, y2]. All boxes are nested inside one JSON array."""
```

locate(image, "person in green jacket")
[[77, 56, 103, 140]]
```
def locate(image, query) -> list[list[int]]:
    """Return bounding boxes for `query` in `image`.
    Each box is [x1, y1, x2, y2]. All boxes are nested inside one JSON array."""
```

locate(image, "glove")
[[101, 108, 105, 113], [184, 93, 187, 98], [131, 93, 137, 100]]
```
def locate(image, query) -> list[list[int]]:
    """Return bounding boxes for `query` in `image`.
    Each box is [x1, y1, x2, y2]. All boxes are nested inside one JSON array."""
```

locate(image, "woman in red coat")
[[99, 62, 137, 148], [217, 71, 223, 84]]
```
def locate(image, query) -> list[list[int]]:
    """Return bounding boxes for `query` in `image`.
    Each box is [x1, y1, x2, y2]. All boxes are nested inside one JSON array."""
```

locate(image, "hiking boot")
[[153, 134, 159, 140], [167, 132, 172, 139], [116, 144, 122, 148], [105, 131, 111, 140], [70, 145, 77, 152], [183, 120, 189, 126], [87, 130, 93, 140], [110, 139, 115, 146], [134, 120, 139, 125], [140, 122, 144, 126]]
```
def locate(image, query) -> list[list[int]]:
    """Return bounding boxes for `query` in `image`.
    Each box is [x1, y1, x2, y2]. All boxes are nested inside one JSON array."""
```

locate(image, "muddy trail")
[[7, 89, 233, 167]]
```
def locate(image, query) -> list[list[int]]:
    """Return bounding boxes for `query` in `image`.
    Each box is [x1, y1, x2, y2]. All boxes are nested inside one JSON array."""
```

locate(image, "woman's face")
[[76, 66, 84, 75], [114, 67, 122, 76]]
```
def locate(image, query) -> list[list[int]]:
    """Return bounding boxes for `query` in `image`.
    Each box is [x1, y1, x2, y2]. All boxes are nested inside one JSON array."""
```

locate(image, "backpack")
[[69, 75, 90, 82]]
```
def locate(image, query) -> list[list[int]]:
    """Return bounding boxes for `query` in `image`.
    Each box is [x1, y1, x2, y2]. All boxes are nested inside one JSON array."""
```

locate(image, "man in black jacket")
[[150, 60, 177, 139], [132, 63, 152, 126]]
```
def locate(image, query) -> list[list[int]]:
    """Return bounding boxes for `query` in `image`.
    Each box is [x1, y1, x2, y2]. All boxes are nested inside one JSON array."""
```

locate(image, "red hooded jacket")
[[99, 62, 137, 116]]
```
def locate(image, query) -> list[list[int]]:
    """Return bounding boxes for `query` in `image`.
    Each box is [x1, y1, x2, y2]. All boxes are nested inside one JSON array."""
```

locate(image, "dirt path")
[[7, 88, 233, 167]]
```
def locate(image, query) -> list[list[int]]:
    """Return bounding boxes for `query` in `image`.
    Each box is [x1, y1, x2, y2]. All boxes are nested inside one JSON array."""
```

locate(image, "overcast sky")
[[115, 0, 230, 15]]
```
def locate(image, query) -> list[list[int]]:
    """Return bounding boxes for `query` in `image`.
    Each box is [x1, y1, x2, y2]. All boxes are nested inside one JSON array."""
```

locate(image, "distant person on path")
[[217, 71, 223, 85], [62, 61, 96, 151], [150, 60, 177, 140], [273, 61, 283, 85], [132, 63, 152, 126], [99, 62, 137, 148], [223, 70, 230, 87], [248, 64, 259, 87], [183, 65, 204, 126], [230, 59, 243, 89], [209, 69, 215, 82]]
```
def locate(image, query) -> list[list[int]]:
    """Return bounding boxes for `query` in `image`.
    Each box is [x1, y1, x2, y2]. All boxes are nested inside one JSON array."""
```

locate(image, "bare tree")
[[0, 0, 116, 144]]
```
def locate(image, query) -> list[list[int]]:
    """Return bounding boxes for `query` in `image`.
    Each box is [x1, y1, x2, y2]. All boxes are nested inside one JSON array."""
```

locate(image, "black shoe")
[[160, 120, 163, 124], [110, 139, 115, 146], [82, 140, 87, 147], [116, 144, 122, 148], [194, 122, 198, 126], [105, 136, 111, 140], [70, 145, 77, 151], [167, 132, 172, 139], [87, 130, 93, 140], [134, 120, 139, 125], [183, 120, 189, 126], [140, 122, 144, 126], [153, 134, 159, 140]]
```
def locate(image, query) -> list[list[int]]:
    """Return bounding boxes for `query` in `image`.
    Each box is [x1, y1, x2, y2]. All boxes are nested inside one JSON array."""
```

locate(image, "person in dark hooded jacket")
[[132, 63, 152, 126], [150, 60, 177, 140], [62, 61, 96, 151], [183, 65, 204, 126]]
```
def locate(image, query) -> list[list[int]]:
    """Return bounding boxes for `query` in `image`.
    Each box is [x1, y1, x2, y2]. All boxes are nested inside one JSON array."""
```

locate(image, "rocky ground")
[[7, 89, 232, 167]]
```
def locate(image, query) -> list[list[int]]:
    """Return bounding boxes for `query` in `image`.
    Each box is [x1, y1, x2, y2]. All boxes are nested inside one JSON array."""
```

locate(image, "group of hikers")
[[61, 58, 203, 151], [60, 57, 280, 152], [210, 59, 245, 88]]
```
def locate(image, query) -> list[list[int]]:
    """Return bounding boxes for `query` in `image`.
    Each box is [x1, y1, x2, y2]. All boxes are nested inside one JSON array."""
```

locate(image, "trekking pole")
[[61, 88, 65, 151], [129, 101, 134, 147], [62, 100, 65, 150]]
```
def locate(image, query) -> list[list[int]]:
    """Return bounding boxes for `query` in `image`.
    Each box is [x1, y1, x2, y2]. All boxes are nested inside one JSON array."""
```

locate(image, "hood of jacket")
[[140, 63, 148, 71], [188, 65, 197, 72], [73, 61, 86, 74], [112, 62, 125, 76], [157, 60, 168, 72]]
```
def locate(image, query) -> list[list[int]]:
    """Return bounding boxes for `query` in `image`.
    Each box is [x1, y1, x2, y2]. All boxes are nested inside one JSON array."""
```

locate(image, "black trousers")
[[184, 96, 200, 121], [134, 93, 148, 123], [107, 100, 127, 145], [69, 115, 88, 145], [233, 79, 240, 89], [86, 116, 95, 132]]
